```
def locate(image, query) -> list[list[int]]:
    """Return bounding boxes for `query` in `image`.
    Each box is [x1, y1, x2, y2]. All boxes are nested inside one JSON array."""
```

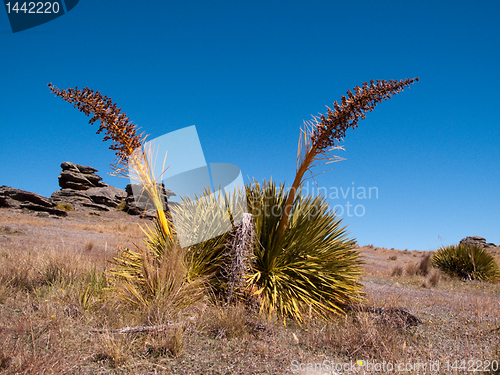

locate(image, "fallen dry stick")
[[88, 323, 179, 335]]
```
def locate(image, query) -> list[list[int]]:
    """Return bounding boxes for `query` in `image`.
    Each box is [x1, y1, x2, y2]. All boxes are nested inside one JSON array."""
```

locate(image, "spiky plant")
[[432, 243, 500, 282], [168, 188, 250, 299], [48, 84, 202, 312], [246, 179, 363, 322]]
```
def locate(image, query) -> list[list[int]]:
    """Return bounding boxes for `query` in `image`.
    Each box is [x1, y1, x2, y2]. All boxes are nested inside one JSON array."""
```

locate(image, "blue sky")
[[1, 1, 499, 250]]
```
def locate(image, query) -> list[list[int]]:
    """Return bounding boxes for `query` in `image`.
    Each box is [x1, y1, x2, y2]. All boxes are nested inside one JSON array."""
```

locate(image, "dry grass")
[[0, 209, 499, 374]]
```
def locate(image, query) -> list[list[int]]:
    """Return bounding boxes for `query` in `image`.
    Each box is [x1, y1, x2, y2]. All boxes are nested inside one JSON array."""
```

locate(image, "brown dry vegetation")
[[1, 208, 499, 374]]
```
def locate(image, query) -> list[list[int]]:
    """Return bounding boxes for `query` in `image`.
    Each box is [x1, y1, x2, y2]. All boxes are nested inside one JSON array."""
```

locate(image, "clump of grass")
[[84, 240, 95, 252], [55, 203, 73, 211], [418, 254, 432, 276], [0, 250, 79, 291], [115, 201, 127, 211], [428, 269, 441, 286], [202, 303, 253, 339], [432, 244, 500, 282], [391, 265, 404, 277], [405, 262, 419, 276], [110, 219, 207, 312], [146, 326, 185, 358], [94, 334, 130, 368]]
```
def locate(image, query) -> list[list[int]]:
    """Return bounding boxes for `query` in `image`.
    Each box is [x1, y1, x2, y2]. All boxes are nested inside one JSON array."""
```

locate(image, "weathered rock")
[[51, 189, 94, 206], [52, 186, 125, 209], [460, 236, 496, 248], [0, 186, 55, 207], [59, 170, 104, 187], [86, 186, 126, 208], [58, 162, 107, 190], [61, 161, 97, 174], [52, 162, 127, 212], [0, 186, 72, 217], [124, 183, 175, 218], [81, 202, 111, 211], [20, 202, 68, 217], [0, 195, 22, 208]]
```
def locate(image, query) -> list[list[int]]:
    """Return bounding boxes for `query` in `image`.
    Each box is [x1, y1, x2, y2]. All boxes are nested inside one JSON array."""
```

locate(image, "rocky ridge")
[[1, 162, 174, 218]]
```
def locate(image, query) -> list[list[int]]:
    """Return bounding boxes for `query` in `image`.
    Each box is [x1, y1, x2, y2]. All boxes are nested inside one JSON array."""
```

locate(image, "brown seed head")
[[312, 78, 419, 151], [48, 83, 144, 163]]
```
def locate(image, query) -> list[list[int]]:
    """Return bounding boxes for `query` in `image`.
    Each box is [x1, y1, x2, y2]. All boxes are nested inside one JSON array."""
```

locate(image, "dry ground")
[[0, 207, 499, 374]]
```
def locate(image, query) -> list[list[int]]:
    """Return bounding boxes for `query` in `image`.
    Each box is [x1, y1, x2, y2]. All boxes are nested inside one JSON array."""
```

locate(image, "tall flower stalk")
[[47, 83, 173, 243], [275, 78, 419, 244]]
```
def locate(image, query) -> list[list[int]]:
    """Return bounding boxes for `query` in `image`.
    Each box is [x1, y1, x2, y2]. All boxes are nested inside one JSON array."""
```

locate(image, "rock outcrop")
[[58, 162, 108, 190], [460, 236, 496, 248], [0, 186, 68, 216], [2, 162, 176, 219], [51, 162, 126, 211]]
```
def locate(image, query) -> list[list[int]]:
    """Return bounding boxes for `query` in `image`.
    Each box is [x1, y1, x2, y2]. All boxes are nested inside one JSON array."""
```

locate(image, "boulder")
[[52, 163, 126, 211], [81, 202, 111, 211], [85, 186, 126, 208], [58, 162, 107, 190], [20, 202, 68, 217], [460, 236, 496, 248], [51, 189, 94, 206], [0, 186, 54, 207], [51, 186, 125, 210], [0, 186, 67, 216], [124, 183, 175, 218], [61, 161, 97, 174]]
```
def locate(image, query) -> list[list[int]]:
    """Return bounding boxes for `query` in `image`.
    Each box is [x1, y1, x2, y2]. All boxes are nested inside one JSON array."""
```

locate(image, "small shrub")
[[405, 262, 419, 276], [115, 201, 127, 211], [95, 334, 129, 368], [146, 326, 185, 358], [418, 254, 432, 276], [203, 304, 251, 339], [391, 265, 403, 277], [84, 240, 95, 252], [55, 203, 73, 211], [166, 326, 184, 357], [388, 255, 397, 261], [428, 269, 440, 286], [432, 244, 500, 282]]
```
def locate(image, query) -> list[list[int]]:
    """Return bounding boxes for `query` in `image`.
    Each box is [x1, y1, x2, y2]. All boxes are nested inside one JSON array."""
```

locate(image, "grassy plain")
[[0, 208, 499, 374]]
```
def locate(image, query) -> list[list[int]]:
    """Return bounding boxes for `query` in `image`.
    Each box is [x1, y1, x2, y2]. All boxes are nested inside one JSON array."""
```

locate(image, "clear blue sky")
[[1, 1, 499, 250]]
